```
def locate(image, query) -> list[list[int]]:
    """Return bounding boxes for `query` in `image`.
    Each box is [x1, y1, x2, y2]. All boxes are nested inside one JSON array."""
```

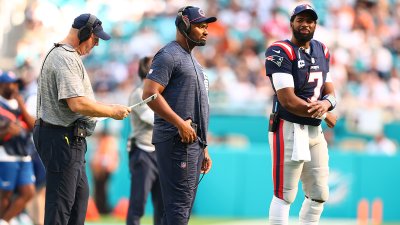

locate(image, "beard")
[[2, 90, 12, 99], [187, 33, 206, 46], [195, 40, 206, 46], [292, 28, 314, 43], [189, 37, 206, 46]]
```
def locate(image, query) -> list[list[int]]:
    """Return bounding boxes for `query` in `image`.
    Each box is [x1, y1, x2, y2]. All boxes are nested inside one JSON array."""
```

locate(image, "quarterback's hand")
[[307, 98, 331, 119], [110, 104, 131, 120], [178, 119, 197, 143], [324, 112, 337, 128], [201, 148, 212, 174]]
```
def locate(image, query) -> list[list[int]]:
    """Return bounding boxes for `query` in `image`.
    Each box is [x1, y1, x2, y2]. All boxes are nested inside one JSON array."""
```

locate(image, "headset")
[[176, 6, 203, 45], [78, 14, 97, 44]]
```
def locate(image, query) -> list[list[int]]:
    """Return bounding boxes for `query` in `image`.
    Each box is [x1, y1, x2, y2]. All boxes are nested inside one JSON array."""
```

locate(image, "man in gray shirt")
[[142, 6, 216, 225], [127, 56, 164, 225], [33, 13, 130, 225]]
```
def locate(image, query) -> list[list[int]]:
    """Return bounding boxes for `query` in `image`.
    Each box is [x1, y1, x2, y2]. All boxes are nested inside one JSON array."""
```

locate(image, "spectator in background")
[[90, 129, 119, 214], [261, 7, 290, 42], [0, 70, 35, 225], [366, 133, 397, 156], [127, 56, 164, 225], [17, 62, 47, 225]]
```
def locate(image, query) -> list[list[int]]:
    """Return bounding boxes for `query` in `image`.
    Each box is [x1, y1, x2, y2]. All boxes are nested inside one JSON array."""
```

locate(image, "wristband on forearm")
[[317, 112, 327, 120], [322, 94, 336, 111]]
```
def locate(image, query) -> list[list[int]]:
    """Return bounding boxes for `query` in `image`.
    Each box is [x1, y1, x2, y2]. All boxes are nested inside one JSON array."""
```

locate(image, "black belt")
[[35, 119, 73, 130]]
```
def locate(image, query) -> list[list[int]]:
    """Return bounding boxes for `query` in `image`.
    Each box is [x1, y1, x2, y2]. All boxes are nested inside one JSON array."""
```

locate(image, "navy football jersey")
[[265, 39, 330, 126]]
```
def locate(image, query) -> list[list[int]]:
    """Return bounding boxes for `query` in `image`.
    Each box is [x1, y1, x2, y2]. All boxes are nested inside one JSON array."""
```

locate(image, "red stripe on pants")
[[273, 119, 284, 199]]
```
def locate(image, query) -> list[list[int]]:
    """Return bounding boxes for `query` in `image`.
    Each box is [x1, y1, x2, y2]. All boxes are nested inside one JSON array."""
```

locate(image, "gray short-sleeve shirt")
[[37, 45, 96, 129], [128, 82, 155, 152], [147, 41, 209, 144]]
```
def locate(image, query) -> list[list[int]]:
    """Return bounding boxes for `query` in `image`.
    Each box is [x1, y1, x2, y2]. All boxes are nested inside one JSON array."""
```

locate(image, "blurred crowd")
[[0, 0, 399, 153]]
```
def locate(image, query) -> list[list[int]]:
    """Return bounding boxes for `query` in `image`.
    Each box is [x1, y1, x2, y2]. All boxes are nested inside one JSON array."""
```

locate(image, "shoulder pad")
[[270, 41, 296, 61], [320, 42, 330, 59]]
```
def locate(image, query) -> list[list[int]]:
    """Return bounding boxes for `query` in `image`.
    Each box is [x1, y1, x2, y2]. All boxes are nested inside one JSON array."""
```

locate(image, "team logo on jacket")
[[266, 55, 283, 67]]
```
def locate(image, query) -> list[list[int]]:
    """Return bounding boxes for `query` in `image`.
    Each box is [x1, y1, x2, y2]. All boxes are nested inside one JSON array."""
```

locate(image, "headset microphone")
[[181, 29, 205, 46]]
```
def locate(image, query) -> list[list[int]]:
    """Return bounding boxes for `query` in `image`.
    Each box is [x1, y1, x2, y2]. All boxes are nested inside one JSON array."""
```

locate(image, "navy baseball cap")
[[175, 6, 217, 26], [72, 13, 111, 40], [290, 4, 318, 21], [0, 71, 18, 83]]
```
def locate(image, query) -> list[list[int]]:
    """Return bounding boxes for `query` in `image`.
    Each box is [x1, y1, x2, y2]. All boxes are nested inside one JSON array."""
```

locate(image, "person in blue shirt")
[[142, 6, 216, 225], [265, 4, 337, 225], [0, 70, 36, 225]]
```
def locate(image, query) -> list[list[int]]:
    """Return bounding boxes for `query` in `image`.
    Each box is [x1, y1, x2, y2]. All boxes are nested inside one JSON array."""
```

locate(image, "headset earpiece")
[[78, 14, 97, 43], [177, 6, 193, 35]]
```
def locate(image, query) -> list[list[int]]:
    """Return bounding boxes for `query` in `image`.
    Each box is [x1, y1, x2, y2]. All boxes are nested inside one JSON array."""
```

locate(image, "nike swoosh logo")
[[272, 49, 280, 54]]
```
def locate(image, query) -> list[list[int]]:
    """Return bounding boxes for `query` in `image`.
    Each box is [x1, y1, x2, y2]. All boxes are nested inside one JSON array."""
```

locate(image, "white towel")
[[292, 123, 311, 162]]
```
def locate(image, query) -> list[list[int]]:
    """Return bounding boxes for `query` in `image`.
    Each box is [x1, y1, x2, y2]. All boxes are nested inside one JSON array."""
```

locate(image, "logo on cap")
[[198, 9, 205, 17]]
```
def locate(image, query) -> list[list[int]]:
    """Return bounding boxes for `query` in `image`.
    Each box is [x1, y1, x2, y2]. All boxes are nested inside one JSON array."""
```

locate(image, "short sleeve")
[[146, 50, 175, 87], [265, 46, 293, 77], [321, 42, 330, 72], [56, 55, 86, 100], [130, 88, 154, 125]]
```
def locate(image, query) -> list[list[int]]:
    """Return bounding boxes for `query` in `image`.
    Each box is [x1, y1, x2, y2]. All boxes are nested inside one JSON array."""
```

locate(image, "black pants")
[[33, 125, 89, 225], [127, 144, 163, 225], [155, 135, 204, 225]]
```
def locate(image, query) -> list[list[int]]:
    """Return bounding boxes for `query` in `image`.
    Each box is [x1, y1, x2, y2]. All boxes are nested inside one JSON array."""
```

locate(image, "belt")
[[35, 119, 73, 130]]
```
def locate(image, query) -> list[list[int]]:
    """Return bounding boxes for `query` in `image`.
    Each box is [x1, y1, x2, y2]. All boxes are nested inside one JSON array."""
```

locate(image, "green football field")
[[86, 215, 400, 225], [87, 215, 233, 225]]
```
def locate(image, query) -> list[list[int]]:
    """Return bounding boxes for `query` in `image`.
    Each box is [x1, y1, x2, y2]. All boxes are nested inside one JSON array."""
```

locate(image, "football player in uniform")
[[265, 4, 337, 225]]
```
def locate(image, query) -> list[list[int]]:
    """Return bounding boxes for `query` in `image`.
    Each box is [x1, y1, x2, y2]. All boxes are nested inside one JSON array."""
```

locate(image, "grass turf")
[[86, 215, 236, 225], [86, 215, 400, 225]]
